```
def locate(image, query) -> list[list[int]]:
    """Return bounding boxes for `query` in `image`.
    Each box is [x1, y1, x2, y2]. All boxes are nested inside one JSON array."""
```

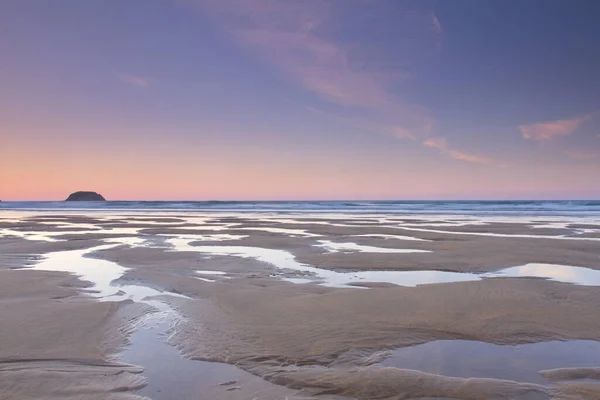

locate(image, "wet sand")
[[0, 266, 149, 399], [1, 212, 600, 399]]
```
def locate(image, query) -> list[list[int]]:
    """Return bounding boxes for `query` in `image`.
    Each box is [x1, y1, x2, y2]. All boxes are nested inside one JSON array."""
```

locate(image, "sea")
[[2, 200, 600, 216]]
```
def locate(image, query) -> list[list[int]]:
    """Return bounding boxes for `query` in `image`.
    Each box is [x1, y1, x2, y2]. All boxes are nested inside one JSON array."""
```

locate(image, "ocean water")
[[1, 200, 600, 216]]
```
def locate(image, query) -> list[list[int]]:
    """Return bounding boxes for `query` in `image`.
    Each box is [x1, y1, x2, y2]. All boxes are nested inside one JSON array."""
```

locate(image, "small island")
[[65, 191, 106, 201]]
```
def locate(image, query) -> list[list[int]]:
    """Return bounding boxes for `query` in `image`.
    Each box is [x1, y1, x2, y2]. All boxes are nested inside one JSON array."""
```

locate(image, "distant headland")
[[65, 191, 106, 201]]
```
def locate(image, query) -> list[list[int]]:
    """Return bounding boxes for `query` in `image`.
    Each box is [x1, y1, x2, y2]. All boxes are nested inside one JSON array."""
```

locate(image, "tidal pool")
[[28, 245, 188, 302], [168, 239, 600, 289], [382, 339, 600, 384], [168, 239, 478, 288], [485, 263, 600, 286]]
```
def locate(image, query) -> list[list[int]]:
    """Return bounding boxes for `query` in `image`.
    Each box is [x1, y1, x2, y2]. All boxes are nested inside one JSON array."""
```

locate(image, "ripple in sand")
[[121, 302, 309, 400], [22, 242, 286, 399]]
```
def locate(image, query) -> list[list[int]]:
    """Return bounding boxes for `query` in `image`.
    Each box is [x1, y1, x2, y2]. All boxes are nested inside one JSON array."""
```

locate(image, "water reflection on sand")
[[169, 238, 600, 288], [315, 239, 430, 254], [121, 301, 307, 400], [28, 244, 187, 302], [382, 339, 600, 384], [168, 239, 480, 288], [485, 263, 600, 286]]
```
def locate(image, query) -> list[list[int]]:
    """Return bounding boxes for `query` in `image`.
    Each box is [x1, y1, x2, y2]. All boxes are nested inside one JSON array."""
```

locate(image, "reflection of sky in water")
[[328, 270, 480, 288], [0, 225, 145, 243], [352, 234, 429, 242], [238, 226, 321, 237], [5, 212, 600, 290], [161, 233, 246, 242], [5, 211, 600, 241], [0, 229, 61, 242], [316, 240, 429, 254], [486, 263, 600, 286], [105, 236, 151, 247], [101, 227, 142, 234], [383, 339, 600, 384], [30, 246, 127, 298], [168, 239, 600, 289], [29, 245, 188, 302], [194, 270, 228, 283], [45, 223, 102, 230], [262, 218, 355, 227], [196, 270, 227, 275], [121, 299, 291, 400], [169, 239, 475, 288], [396, 225, 600, 241]]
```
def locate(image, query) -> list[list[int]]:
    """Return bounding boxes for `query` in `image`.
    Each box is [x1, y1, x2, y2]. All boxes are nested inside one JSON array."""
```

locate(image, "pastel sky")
[[2, 0, 600, 200]]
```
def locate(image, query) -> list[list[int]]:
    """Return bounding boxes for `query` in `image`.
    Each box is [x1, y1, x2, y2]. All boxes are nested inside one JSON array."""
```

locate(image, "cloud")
[[119, 74, 149, 88], [423, 137, 497, 165], [188, 1, 503, 166], [189, 0, 440, 139], [520, 115, 592, 141]]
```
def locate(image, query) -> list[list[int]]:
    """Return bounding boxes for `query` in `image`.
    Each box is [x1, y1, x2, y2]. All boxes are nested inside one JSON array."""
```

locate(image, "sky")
[[2, 0, 600, 200]]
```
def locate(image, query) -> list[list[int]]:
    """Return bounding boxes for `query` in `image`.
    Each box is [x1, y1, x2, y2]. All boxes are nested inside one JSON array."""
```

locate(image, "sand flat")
[[2, 211, 600, 399]]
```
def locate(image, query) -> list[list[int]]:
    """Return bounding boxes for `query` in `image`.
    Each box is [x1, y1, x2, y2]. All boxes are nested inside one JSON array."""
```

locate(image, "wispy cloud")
[[520, 115, 592, 141], [119, 73, 149, 88], [188, 0, 505, 167], [190, 0, 440, 139], [423, 137, 497, 165]]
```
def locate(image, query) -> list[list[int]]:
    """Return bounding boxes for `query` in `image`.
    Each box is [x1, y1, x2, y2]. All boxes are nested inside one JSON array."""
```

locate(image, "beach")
[[4, 0, 598, 397], [1, 205, 600, 399]]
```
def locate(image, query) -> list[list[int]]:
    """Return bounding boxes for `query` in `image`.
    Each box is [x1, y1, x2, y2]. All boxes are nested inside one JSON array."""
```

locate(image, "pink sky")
[[2, 0, 599, 200]]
